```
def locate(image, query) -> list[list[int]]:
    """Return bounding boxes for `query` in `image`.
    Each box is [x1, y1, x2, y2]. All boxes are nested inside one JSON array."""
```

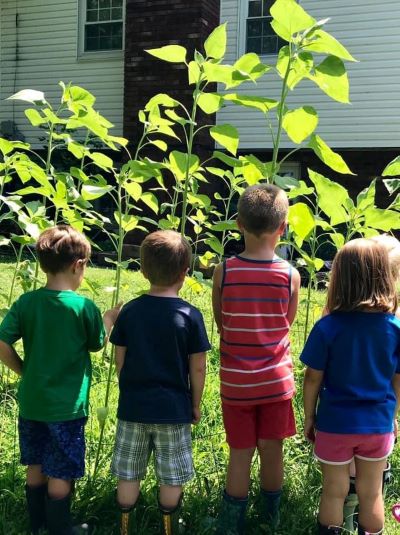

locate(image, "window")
[[83, 0, 124, 52], [245, 0, 284, 55]]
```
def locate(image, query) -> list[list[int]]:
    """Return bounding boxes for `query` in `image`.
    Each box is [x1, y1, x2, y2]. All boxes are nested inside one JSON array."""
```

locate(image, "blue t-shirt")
[[300, 312, 400, 434], [110, 294, 211, 424]]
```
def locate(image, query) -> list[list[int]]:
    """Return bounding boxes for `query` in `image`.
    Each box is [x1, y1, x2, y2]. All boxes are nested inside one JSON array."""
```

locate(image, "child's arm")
[[103, 302, 123, 340], [212, 263, 223, 332], [189, 352, 207, 424], [303, 366, 324, 442], [0, 340, 23, 376], [392, 373, 400, 437], [287, 267, 301, 325], [114, 345, 127, 377]]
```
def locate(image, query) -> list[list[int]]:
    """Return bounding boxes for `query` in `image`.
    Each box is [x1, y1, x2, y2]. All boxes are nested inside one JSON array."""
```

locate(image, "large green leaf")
[[308, 169, 349, 224], [7, 89, 45, 104], [224, 94, 278, 113], [356, 180, 376, 212], [276, 48, 313, 89], [383, 178, 400, 195], [63, 85, 96, 108], [304, 30, 356, 62], [146, 45, 187, 63], [197, 93, 223, 114], [88, 152, 114, 170], [204, 23, 227, 59], [288, 202, 315, 246], [363, 207, 400, 231], [282, 106, 318, 144], [210, 124, 239, 156], [169, 151, 200, 181], [124, 182, 142, 202], [308, 135, 354, 175], [309, 56, 350, 104], [270, 0, 315, 40], [25, 109, 47, 127], [114, 212, 139, 232], [141, 192, 159, 214], [233, 53, 271, 83], [382, 156, 400, 177], [145, 93, 179, 110], [203, 63, 234, 87], [81, 184, 113, 201]]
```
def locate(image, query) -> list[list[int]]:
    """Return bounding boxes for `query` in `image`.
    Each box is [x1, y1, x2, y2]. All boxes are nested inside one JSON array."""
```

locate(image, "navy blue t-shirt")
[[300, 312, 400, 434], [110, 294, 211, 424]]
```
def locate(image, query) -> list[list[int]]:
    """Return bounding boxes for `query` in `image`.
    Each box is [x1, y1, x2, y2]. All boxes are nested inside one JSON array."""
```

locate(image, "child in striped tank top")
[[212, 184, 301, 534]]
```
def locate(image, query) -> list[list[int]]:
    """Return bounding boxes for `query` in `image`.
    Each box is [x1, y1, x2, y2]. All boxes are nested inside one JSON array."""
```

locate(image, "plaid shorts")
[[111, 420, 194, 486]]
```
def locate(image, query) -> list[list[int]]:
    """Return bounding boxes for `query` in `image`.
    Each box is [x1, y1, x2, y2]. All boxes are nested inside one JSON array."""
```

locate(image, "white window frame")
[[78, 0, 125, 60], [237, 0, 299, 58]]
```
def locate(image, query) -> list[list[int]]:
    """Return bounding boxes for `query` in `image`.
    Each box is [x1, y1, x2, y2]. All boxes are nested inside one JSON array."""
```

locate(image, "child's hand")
[[104, 302, 123, 325], [192, 407, 201, 425], [304, 417, 316, 443]]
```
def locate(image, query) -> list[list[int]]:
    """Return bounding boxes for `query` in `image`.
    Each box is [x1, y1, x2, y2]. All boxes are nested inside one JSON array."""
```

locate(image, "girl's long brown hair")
[[326, 238, 398, 314]]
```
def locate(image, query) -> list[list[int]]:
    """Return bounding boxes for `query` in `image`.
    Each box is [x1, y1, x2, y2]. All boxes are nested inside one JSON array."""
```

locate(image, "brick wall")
[[123, 0, 220, 148]]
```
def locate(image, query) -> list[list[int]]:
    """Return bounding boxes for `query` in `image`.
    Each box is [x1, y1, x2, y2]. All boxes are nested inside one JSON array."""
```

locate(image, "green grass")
[[0, 261, 399, 534]]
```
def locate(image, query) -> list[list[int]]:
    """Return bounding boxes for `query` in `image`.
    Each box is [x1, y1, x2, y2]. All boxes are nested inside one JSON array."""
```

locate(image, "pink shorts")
[[314, 431, 395, 465], [222, 399, 296, 449]]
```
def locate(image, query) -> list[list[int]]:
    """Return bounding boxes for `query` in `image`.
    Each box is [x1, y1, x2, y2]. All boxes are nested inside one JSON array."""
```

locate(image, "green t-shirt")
[[0, 288, 105, 422]]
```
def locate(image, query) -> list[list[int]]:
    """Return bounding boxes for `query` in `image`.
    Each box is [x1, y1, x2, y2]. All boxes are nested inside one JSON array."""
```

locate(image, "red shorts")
[[314, 431, 395, 465], [222, 399, 296, 449]]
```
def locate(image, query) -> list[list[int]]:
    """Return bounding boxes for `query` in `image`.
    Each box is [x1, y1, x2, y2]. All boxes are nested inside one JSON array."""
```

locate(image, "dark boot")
[[159, 494, 183, 535], [215, 490, 248, 535], [343, 476, 358, 532], [25, 484, 47, 534], [357, 525, 383, 535], [317, 520, 343, 534], [259, 488, 281, 530], [45, 494, 89, 535]]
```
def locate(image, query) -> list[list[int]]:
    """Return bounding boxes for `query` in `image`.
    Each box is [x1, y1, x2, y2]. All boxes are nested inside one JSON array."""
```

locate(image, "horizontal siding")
[[0, 0, 124, 147], [218, 0, 400, 149]]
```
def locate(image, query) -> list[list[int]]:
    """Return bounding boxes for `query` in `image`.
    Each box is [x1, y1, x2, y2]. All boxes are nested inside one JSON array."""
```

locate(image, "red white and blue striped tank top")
[[220, 255, 295, 406]]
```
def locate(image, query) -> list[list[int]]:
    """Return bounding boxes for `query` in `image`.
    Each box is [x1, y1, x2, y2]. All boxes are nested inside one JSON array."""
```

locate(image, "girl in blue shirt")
[[301, 238, 400, 535]]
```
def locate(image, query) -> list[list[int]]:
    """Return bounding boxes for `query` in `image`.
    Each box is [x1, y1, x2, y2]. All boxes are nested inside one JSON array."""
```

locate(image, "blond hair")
[[237, 184, 288, 237], [140, 230, 191, 286], [326, 238, 398, 314], [370, 234, 400, 282], [36, 225, 91, 274]]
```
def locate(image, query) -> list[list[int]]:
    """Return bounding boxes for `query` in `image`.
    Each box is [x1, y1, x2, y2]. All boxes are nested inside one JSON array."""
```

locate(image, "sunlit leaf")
[[270, 0, 315, 40], [141, 192, 159, 214], [308, 169, 350, 224], [308, 56, 350, 104], [198, 93, 223, 114], [308, 135, 354, 175], [304, 30, 356, 62], [288, 202, 315, 246], [204, 23, 227, 59], [210, 124, 239, 156], [382, 156, 400, 177], [7, 89, 45, 104], [283, 106, 318, 144], [146, 45, 187, 63], [224, 94, 278, 113]]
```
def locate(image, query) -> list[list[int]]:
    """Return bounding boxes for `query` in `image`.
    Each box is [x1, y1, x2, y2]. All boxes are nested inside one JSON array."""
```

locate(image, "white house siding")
[[0, 0, 124, 146], [218, 0, 400, 150]]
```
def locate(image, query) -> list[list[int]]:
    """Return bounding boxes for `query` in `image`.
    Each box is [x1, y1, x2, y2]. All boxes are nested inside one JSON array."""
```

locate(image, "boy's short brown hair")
[[237, 184, 288, 236], [36, 225, 91, 274], [140, 230, 191, 286]]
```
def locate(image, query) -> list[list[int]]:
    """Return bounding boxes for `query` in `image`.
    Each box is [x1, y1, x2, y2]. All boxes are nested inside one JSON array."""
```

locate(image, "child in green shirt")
[[0, 225, 120, 535]]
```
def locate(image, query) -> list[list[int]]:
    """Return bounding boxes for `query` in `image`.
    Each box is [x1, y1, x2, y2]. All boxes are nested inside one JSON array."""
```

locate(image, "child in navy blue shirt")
[[110, 230, 210, 535], [301, 238, 400, 535]]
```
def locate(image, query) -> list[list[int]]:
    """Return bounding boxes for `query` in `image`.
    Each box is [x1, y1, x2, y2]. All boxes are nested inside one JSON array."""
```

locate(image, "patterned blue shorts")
[[18, 417, 87, 480]]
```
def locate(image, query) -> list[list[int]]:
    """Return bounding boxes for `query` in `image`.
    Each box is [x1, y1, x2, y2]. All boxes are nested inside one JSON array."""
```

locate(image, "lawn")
[[0, 260, 399, 534]]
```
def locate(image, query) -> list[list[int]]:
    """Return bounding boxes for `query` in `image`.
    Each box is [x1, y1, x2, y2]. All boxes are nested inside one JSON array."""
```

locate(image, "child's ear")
[[73, 258, 86, 273], [279, 221, 287, 236], [236, 218, 244, 233]]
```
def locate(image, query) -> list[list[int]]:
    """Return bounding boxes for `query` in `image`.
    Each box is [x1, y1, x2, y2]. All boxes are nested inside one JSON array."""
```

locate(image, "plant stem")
[[8, 245, 24, 306]]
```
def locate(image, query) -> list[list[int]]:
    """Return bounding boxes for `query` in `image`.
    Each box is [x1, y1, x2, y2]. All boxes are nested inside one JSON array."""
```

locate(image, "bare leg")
[[26, 465, 47, 487], [117, 480, 140, 509], [318, 462, 350, 527], [355, 458, 386, 533], [226, 447, 255, 498], [159, 485, 182, 509], [47, 478, 72, 500], [258, 439, 283, 492]]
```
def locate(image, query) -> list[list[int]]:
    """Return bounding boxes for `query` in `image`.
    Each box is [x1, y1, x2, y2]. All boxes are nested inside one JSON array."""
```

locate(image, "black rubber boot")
[[317, 520, 343, 534], [45, 494, 89, 535], [215, 490, 248, 535], [259, 488, 281, 530], [25, 484, 47, 534], [158, 494, 183, 535]]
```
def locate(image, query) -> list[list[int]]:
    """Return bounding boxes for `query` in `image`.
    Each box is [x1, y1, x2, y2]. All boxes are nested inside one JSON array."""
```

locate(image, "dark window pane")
[[99, 8, 111, 20], [262, 0, 275, 16], [112, 0, 123, 6], [248, 0, 262, 17], [87, 9, 98, 22], [87, 0, 98, 9], [111, 7, 123, 19], [262, 18, 274, 36], [99, 0, 111, 8], [102, 37, 112, 49], [246, 37, 262, 54], [85, 37, 100, 51], [247, 19, 262, 37], [86, 24, 99, 38], [99, 24, 111, 37], [111, 34, 123, 48], [262, 36, 278, 54]]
